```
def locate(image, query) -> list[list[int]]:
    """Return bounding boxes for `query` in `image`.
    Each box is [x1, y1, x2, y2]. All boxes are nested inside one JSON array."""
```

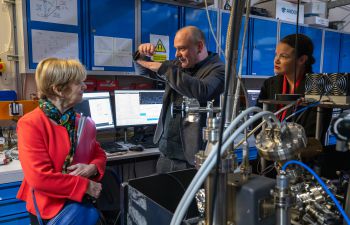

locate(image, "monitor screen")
[[114, 90, 164, 127], [247, 89, 261, 107], [74, 92, 114, 130]]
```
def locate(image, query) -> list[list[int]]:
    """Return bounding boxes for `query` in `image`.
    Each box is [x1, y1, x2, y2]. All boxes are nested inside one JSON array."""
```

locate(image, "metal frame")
[[15, 0, 350, 76]]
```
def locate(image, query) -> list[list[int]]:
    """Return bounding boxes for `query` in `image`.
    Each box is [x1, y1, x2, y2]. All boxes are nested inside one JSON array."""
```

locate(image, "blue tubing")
[[282, 160, 350, 225]]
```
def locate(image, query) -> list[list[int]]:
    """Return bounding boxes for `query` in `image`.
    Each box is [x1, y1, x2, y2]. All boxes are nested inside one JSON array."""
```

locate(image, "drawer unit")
[[0, 181, 29, 225], [0, 212, 30, 225]]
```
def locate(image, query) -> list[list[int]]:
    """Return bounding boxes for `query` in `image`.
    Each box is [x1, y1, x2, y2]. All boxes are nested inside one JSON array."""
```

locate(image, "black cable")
[[209, 19, 233, 225], [138, 74, 166, 83], [113, 211, 121, 225], [293, 0, 301, 94], [133, 158, 137, 178], [120, 165, 124, 182]]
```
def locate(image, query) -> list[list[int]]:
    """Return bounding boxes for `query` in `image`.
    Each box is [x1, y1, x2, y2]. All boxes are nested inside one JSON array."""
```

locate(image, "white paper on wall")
[[94, 36, 132, 67], [31, 29, 79, 63], [113, 38, 132, 67], [30, 0, 78, 26]]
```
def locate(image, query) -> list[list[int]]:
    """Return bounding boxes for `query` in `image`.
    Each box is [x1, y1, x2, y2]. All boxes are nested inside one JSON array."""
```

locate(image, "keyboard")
[[141, 142, 158, 149], [100, 142, 127, 153]]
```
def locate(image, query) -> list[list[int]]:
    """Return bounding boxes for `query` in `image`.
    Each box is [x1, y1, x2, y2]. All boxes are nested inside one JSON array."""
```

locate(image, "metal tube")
[[205, 172, 227, 225], [224, 0, 246, 126], [275, 172, 291, 225], [315, 106, 323, 141]]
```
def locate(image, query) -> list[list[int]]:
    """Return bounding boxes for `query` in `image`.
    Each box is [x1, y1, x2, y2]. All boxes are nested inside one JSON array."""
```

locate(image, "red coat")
[[16, 107, 106, 219]]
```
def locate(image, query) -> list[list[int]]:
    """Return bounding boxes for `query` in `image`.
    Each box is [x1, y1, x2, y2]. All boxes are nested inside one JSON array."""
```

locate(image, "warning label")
[[153, 55, 167, 61], [155, 39, 166, 53], [150, 34, 169, 62]]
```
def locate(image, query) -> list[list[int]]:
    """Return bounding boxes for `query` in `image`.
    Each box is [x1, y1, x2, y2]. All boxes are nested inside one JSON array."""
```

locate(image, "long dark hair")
[[280, 34, 315, 74]]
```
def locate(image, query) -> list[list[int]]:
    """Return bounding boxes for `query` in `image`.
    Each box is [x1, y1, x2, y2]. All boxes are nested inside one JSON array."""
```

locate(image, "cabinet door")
[[26, 0, 83, 69], [141, 0, 179, 60], [280, 23, 322, 73], [88, 0, 135, 72], [323, 31, 341, 73], [184, 7, 218, 53], [251, 18, 277, 76], [301, 26, 322, 73], [339, 33, 350, 73], [280, 22, 301, 38], [221, 11, 248, 75]]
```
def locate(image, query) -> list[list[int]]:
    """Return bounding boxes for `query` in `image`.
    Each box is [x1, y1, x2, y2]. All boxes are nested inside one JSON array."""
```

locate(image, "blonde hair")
[[35, 58, 87, 99]]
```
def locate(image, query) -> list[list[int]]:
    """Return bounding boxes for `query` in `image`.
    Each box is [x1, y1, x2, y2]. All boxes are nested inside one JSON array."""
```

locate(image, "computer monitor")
[[114, 90, 164, 127], [74, 92, 114, 130], [247, 89, 261, 107]]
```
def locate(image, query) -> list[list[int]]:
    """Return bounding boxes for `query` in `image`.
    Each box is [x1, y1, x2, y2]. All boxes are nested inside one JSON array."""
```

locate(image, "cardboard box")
[[304, 16, 329, 27], [304, 2, 327, 18], [255, 0, 304, 23]]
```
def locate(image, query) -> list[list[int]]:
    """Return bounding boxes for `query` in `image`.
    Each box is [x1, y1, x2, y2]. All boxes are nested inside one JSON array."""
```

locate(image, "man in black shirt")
[[134, 26, 225, 172]]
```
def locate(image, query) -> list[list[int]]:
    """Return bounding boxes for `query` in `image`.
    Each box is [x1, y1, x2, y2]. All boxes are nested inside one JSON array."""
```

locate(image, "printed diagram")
[[31, 29, 79, 63], [33, 0, 69, 19], [30, 0, 77, 25]]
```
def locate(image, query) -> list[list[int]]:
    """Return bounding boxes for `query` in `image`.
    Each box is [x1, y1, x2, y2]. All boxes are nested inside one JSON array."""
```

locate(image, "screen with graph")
[[114, 90, 164, 127]]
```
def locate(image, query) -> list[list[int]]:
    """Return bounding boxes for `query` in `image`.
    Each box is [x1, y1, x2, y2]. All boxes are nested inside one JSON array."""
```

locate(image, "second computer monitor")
[[114, 90, 164, 127], [74, 92, 114, 130], [247, 89, 261, 107]]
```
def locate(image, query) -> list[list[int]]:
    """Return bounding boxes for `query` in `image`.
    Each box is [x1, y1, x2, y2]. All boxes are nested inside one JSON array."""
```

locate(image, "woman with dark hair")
[[256, 34, 332, 143]]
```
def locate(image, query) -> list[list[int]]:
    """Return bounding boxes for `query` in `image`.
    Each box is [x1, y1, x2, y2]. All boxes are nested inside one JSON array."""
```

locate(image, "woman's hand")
[[86, 180, 102, 199], [67, 163, 97, 178]]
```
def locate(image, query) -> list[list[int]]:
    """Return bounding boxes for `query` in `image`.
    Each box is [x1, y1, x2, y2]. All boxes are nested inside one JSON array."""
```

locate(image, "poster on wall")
[[94, 36, 133, 67], [150, 34, 169, 62], [31, 29, 79, 63], [30, 0, 78, 25]]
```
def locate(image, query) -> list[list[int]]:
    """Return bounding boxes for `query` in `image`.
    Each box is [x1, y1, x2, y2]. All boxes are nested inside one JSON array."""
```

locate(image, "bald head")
[[174, 26, 208, 68], [176, 26, 206, 46]]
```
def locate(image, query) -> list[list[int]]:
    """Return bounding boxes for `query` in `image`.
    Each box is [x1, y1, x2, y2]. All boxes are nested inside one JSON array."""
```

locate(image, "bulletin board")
[[141, 0, 179, 61], [86, 0, 135, 72], [26, 0, 83, 69]]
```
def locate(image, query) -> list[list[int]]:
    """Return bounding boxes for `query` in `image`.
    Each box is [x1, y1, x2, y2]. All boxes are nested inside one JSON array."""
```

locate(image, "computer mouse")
[[129, 145, 144, 152]]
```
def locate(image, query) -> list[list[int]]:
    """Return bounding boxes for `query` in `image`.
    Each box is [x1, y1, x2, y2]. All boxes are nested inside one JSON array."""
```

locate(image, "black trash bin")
[[121, 169, 200, 225]]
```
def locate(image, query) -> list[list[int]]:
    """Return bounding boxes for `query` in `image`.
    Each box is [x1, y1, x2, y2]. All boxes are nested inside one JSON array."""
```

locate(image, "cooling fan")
[[305, 73, 327, 95], [326, 73, 349, 96], [305, 73, 350, 104]]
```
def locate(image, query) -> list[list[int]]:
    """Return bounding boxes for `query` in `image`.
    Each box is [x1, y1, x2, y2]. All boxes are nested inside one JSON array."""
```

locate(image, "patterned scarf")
[[39, 99, 77, 173]]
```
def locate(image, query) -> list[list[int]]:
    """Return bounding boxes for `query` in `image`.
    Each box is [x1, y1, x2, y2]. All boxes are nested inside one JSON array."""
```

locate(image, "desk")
[[106, 148, 160, 162], [106, 148, 160, 182], [0, 149, 160, 184], [0, 160, 23, 184]]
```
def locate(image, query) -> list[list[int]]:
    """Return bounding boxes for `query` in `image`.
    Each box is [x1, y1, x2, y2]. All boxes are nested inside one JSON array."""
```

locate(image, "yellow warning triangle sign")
[[155, 39, 166, 53]]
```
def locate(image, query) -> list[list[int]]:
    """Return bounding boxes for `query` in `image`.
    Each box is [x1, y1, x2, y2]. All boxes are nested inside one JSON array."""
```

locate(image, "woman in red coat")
[[17, 58, 106, 224]]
